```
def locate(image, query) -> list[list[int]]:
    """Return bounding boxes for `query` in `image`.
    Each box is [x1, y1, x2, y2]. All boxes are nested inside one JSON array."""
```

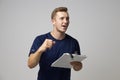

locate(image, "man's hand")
[[70, 61, 83, 71], [38, 39, 55, 52]]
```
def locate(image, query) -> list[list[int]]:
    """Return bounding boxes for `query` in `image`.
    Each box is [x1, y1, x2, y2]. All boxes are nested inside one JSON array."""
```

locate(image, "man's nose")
[[63, 19, 69, 23]]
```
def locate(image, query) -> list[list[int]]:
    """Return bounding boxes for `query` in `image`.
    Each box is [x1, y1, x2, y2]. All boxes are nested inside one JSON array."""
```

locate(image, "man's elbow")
[[28, 63, 34, 69], [27, 60, 36, 69]]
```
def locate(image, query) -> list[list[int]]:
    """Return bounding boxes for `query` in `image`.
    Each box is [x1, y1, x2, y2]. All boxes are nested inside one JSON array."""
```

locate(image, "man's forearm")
[[28, 49, 43, 69]]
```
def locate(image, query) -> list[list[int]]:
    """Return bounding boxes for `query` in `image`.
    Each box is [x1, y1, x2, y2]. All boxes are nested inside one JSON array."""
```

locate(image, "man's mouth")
[[62, 25, 67, 28]]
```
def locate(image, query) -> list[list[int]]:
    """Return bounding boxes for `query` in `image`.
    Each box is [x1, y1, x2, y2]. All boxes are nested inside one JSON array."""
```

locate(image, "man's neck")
[[50, 31, 66, 40]]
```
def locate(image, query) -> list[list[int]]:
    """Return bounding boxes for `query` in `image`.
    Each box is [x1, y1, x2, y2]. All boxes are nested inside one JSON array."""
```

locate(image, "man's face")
[[52, 11, 70, 33]]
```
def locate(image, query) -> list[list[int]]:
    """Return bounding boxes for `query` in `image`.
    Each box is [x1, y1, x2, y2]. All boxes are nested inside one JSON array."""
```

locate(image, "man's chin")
[[62, 28, 68, 32]]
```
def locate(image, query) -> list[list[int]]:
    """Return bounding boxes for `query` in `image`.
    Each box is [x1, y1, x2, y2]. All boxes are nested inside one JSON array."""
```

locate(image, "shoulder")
[[33, 32, 50, 42], [66, 34, 78, 42], [65, 34, 80, 46], [35, 32, 49, 40]]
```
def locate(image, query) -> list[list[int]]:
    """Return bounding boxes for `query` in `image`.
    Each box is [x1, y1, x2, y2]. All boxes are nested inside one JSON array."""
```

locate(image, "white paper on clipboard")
[[51, 53, 87, 68]]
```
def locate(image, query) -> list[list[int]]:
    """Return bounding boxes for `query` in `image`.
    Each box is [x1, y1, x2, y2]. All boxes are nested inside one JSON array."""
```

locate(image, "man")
[[28, 7, 82, 80]]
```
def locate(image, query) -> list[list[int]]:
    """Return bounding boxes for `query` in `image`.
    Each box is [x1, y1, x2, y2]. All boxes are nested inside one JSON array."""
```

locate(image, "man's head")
[[51, 7, 70, 33], [51, 7, 68, 19]]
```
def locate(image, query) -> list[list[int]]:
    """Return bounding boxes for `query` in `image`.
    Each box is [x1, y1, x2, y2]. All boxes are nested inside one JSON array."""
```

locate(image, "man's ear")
[[51, 18, 55, 25]]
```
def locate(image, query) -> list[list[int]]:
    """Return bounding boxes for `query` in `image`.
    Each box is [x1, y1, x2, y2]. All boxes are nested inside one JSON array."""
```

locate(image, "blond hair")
[[51, 7, 68, 19]]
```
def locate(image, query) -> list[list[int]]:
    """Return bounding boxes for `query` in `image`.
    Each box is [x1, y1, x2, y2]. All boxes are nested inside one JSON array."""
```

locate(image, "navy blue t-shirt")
[[29, 32, 81, 80]]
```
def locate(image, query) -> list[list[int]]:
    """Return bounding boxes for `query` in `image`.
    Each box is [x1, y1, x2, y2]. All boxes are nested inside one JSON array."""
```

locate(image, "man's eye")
[[66, 17, 69, 20], [60, 17, 64, 20]]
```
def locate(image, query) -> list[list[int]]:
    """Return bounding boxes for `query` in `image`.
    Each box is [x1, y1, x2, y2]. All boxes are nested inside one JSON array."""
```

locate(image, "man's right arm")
[[28, 47, 44, 69], [27, 39, 55, 69]]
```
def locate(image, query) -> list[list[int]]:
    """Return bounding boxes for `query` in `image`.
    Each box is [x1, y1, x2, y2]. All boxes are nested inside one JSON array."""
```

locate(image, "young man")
[[28, 7, 82, 80]]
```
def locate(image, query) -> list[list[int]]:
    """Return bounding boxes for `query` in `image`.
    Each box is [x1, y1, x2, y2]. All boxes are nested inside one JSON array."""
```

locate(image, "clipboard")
[[51, 53, 87, 68]]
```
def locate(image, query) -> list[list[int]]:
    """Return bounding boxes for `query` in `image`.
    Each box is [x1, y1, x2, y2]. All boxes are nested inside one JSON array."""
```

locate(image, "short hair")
[[51, 7, 68, 19]]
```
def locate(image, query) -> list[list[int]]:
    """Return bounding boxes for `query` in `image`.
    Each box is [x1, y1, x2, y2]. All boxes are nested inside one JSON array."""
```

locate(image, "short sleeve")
[[28, 36, 43, 56]]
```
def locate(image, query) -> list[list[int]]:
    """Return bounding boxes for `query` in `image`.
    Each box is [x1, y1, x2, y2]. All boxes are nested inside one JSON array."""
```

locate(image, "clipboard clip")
[[70, 51, 79, 59], [70, 53, 74, 59]]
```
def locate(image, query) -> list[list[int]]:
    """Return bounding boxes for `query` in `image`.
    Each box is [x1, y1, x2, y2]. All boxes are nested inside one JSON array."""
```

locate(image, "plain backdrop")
[[0, 0, 120, 80]]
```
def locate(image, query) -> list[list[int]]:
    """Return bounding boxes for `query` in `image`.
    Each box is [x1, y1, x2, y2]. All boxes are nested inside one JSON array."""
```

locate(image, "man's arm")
[[28, 48, 43, 69], [27, 39, 55, 69]]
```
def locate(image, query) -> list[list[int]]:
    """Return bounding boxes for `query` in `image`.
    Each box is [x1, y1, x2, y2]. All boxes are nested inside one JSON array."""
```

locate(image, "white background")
[[0, 0, 120, 80]]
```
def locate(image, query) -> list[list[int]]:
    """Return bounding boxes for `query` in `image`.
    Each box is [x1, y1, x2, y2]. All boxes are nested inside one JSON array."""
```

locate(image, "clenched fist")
[[38, 39, 55, 53]]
